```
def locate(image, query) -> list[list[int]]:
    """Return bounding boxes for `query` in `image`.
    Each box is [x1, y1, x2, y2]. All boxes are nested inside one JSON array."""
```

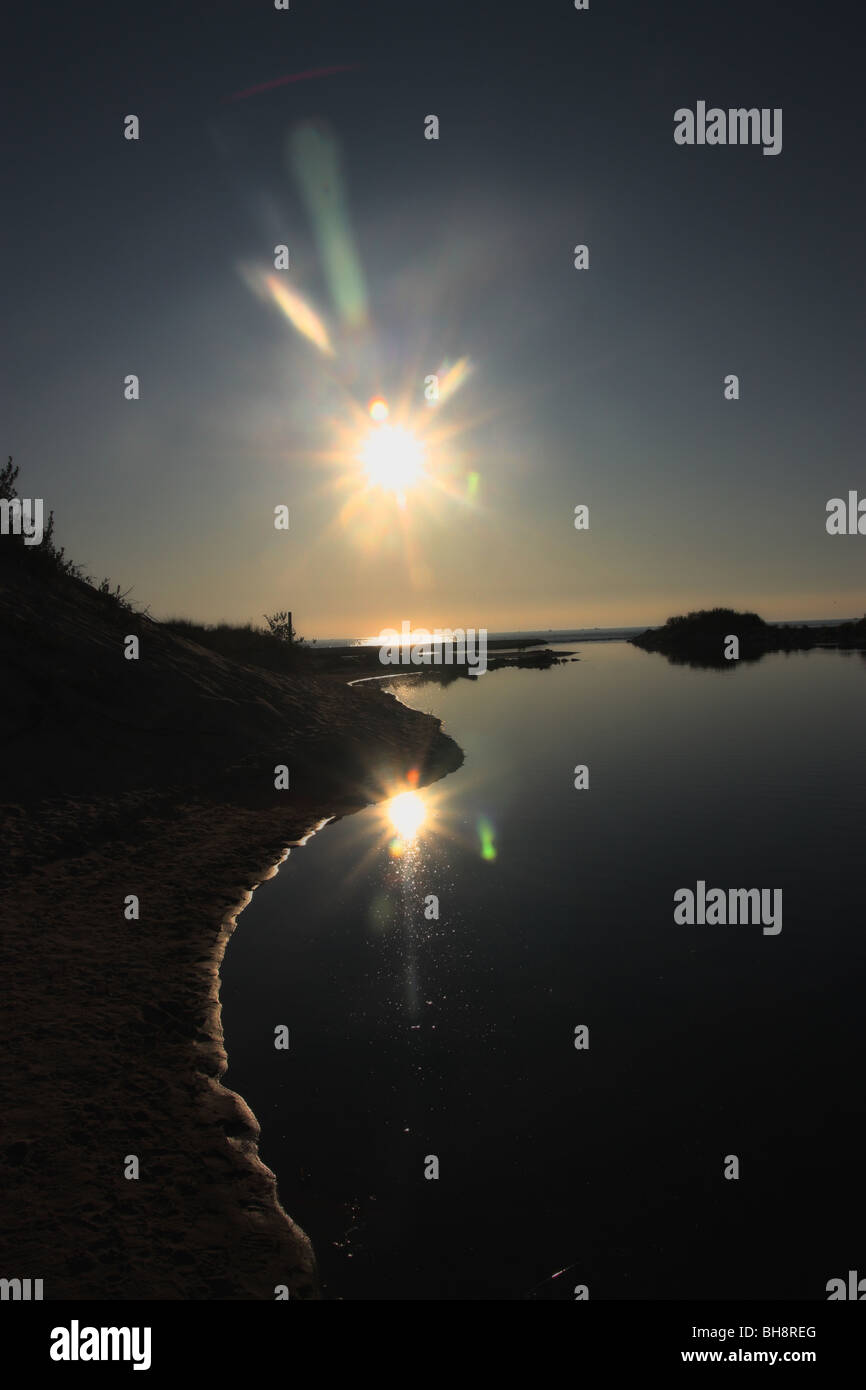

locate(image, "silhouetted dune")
[[0, 561, 462, 804]]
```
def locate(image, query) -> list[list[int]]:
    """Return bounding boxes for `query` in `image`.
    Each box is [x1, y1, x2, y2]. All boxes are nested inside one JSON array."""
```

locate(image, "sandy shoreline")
[[1, 779, 457, 1300]]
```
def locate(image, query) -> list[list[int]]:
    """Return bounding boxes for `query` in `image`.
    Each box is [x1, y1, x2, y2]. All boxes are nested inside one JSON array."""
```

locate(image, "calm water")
[[221, 642, 866, 1300]]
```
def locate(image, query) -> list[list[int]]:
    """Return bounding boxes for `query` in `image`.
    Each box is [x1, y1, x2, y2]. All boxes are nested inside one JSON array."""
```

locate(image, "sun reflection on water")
[[387, 790, 427, 844]]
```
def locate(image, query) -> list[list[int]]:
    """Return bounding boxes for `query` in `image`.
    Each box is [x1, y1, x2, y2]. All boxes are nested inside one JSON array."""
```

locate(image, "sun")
[[359, 395, 426, 502], [359, 423, 426, 506]]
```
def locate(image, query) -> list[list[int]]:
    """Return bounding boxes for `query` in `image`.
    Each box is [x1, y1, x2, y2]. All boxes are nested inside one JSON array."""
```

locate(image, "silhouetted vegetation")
[[162, 617, 315, 674], [0, 456, 137, 612], [661, 607, 766, 634], [2, 457, 69, 575], [262, 610, 316, 647], [0, 460, 324, 653], [632, 606, 866, 668]]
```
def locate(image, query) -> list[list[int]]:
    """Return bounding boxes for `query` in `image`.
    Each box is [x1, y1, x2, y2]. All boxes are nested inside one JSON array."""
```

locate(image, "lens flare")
[[369, 397, 389, 422], [433, 356, 473, 407], [289, 120, 369, 329], [265, 274, 334, 357], [478, 817, 497, 861]]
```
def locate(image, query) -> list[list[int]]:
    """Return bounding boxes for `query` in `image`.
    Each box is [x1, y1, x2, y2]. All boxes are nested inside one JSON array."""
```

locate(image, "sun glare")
[[387, 790, 427, 842], [359, 423, 426, 505]]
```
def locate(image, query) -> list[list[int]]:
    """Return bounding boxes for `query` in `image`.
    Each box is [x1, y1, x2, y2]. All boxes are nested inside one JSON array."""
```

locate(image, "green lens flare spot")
[[478, 817, 497, 861]]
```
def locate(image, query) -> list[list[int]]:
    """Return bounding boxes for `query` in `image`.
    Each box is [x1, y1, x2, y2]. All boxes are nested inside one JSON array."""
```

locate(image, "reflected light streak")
[[265, 273, 334, 357], [227, 65, 359, 104], [289, 120, 369, 328], [432, 356, 474, 407]]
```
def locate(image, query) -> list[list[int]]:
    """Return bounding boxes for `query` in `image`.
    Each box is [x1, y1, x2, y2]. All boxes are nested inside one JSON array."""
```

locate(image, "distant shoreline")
[[312, 621, 858, 649]]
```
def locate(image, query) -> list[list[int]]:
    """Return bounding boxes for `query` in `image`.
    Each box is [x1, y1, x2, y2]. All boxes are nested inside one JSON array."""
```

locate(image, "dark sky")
[[3, 0, 864, 633]]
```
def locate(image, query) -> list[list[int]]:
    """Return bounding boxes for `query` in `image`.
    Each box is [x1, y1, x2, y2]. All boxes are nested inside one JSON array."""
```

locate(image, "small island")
[[631, 606, 866, 667]]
